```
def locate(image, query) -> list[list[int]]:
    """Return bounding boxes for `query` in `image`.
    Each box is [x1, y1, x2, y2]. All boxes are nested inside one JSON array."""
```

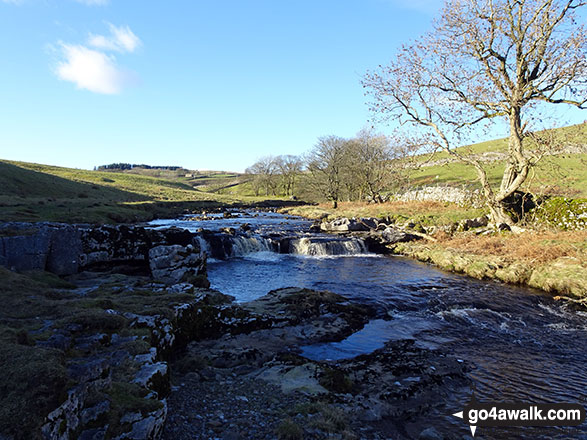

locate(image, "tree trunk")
[[333, 200, 338, 209]]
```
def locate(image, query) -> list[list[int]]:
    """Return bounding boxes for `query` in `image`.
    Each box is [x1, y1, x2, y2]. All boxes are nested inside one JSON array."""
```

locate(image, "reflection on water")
[[152, 212, 587, 439]]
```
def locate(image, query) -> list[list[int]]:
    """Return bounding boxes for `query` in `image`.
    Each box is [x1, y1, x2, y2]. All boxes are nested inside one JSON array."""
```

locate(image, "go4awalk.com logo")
[[452, 395, 585, 437]]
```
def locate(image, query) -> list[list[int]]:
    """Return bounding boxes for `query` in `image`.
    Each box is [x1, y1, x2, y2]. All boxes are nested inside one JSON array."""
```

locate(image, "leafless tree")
[[245, 156, 279, 196], [363, 0, 586, 226], [306, 136, 348, 208], [275, 155, 304, 197]]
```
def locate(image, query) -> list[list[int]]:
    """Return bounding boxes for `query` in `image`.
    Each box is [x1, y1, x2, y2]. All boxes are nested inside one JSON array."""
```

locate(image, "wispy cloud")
[[88, 23, 141, 53], [54, 23, 140, 95], [0, 0, 24, 4], [55, 44, 132, 94]]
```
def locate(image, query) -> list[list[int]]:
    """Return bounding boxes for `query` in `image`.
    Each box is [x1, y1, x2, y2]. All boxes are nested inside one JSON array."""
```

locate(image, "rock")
[[457, 215, 489, 231], [0, 222, 81, 275], [320, 218, 372, 232], [80, 400, 110, 426], [256, 363, 328, 395], [148, 244, 206, 285], [134, 362, 170, 398], [115, 401, 167, 440], [367, 226, 423, 248], [419, 427, 444, 440], [78, 427, 108, 440]]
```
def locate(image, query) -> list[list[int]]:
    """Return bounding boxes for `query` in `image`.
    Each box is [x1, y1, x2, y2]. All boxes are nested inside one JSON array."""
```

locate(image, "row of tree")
[[245, 128, 413, 207], [247, 0, 586, 226]]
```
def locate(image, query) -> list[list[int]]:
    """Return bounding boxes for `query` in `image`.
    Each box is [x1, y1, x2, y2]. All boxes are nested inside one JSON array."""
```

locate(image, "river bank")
[[279, 203, 587, 302]]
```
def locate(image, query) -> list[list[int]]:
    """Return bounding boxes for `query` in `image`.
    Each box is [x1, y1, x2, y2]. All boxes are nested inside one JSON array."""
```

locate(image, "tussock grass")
[[436, 230, 587, 265]]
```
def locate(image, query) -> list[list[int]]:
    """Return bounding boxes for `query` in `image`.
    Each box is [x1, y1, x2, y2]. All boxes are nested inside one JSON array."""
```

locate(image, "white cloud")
[[74, 0, 109, 5], [1, 0, 24, 4], [55, 44, 130, 94], [88, 23, 141, 53]]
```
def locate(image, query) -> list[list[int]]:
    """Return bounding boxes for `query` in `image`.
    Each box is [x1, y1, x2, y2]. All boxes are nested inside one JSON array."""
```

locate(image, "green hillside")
[[0, 160, 252, 223], [409, 122, 587, 197]]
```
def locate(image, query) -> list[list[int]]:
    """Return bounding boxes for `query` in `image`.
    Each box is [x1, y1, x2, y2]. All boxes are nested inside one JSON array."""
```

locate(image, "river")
[[150, 211, 587, 439]]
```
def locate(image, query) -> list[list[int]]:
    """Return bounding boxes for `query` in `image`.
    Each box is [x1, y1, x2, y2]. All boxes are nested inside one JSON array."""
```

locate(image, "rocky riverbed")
[[0, 221, 470, 440], [163, 287, 470, 440]]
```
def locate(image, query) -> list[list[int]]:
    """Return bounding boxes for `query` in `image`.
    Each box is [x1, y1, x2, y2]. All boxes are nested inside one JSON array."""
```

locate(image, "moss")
[[60, 310, 128, 333], [533, 197, 587, 230], [0, 344, 68, 440], [393, 242, 586, 299], [276, 418, 304, 440], [106, 382, 163, 436], [319, 368, 353, 394], [308, 404, 349, 433]]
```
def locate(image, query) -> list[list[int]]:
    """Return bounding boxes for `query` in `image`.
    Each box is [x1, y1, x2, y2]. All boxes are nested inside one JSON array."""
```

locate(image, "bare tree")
[[351, 128, 396, 203], [245, 156, 279, 196], [363, 0, 586, 226], [275, 155, 304, 197], [306, 136, 348, 208]]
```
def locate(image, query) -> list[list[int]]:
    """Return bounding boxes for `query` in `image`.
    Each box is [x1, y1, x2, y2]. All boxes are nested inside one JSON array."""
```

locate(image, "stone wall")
[[393, 185, 484, 208]]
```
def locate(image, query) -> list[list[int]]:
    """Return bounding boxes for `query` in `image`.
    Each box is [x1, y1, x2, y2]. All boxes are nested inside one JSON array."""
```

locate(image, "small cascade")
[[230, 236, 275, 257], [289, 237, 368, 256], [195, 235, 210, 256]]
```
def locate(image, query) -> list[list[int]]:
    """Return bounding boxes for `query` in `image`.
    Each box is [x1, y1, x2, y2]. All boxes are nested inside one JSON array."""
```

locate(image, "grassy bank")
[[0, 160, 271, 223], [280, 201, 486, 226], [392, 232, 587, 300]]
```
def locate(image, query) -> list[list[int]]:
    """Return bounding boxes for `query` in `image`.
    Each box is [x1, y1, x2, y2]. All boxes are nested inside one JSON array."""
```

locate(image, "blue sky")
[[0, 0, 584, 172]]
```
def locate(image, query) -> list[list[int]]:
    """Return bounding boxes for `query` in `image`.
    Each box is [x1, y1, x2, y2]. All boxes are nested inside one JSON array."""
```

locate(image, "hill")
[[408, 122, 587, 197], [0, 160, 254, 223]]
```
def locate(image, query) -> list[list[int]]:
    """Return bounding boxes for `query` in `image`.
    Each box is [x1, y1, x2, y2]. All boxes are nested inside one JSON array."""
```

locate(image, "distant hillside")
[[408, 122, 587, 198], [0, 160, 251, 223]]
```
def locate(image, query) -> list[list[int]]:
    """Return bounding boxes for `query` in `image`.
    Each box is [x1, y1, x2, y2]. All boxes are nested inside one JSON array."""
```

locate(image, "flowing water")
[[150, 211, 587, 439]]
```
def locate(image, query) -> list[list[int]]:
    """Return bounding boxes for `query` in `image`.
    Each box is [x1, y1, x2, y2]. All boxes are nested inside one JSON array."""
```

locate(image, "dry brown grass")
[[437, 230, 587, 264], [283, 200, 484, 225]]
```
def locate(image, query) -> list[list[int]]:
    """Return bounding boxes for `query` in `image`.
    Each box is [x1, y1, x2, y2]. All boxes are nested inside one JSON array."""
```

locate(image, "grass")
[[409, 122, 587, 197], [281, 200, 486, 226], [435, 230, 587, 265], [0, 267, 208, 438], [0, 160, 262, 223]]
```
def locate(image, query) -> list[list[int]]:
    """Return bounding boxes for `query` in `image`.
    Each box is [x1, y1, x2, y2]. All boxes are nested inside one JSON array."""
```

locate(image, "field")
[[409, 123, 587, 197], [0, 160, 259, 223]]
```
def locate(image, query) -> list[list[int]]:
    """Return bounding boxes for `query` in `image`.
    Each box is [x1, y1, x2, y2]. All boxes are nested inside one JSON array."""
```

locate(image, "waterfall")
[[195, 235, 210, 255], [230, 236, 275, 257], [196, 233, 368, 259], [289, 237, 368, 256]]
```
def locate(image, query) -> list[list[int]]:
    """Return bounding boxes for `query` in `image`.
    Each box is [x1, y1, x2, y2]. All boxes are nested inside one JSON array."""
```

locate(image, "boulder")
[[320, 218, 375, 232], [0, 222, 81, 275], [375, 226, 422, 245], [148, 244, 206, 285]]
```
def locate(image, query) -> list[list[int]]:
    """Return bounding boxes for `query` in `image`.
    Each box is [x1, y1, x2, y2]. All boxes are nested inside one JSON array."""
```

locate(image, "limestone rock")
[[148, 244, 206, 285]]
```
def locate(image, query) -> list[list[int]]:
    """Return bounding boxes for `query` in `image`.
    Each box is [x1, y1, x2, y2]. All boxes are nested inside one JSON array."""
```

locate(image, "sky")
[[0, 0, 584, 172]]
